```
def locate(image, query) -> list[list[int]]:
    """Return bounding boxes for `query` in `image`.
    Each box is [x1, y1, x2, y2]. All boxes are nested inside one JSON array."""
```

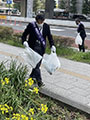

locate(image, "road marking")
[[59, 68, 90, 81], [0, 50, 90, 81], [65, 28, 76, 30], [86, 33, 90, 35], [51, 28, 64, 32]]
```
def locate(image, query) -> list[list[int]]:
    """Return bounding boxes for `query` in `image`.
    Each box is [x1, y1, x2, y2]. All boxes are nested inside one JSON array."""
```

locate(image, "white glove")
[[51, 45, 56, 53], [23, 41, 29, 48]]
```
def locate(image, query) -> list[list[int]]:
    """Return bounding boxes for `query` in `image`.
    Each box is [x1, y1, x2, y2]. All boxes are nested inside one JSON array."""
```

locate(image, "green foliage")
[[59, 0, 66, 9], [0, 26, 13, 40], [70, 0, 77, 13], [53, 35, 74, 48], [56, 47, 76, 57], [0, 61, 51, 119], [13, 2, 21, 11], [33, 0, 45, 13], [82, 0, 90, 15], [0, 26, 23, 47], [70, 52, 90, 63]]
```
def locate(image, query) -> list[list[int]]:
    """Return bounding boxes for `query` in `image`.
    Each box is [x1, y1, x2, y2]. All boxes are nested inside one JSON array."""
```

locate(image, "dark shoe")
[[38, 81, 45, 87], [32, 78, 37, 84]]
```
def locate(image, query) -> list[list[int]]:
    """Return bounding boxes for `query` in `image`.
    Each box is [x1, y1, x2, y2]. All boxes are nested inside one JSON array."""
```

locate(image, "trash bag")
[[75, 33, 82, 45], [42, 52, 61, 74], [23, 46, 42, 68]]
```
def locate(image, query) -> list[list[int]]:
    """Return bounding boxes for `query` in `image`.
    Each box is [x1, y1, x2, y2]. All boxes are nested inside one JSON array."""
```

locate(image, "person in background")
[[21, 14, 56, 87], [75, 18, 86, 52]]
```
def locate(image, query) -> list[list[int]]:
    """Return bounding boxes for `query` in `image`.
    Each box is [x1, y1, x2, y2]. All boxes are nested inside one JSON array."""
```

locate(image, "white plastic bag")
[[23, 46, 42, 68], [75, 33, 82, 45], [42, 52, 61, 74]]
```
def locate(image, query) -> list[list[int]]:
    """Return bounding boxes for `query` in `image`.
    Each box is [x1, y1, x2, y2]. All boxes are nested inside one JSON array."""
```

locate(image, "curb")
[[6, 16, 90, 29], [40, 86, 90, 114]]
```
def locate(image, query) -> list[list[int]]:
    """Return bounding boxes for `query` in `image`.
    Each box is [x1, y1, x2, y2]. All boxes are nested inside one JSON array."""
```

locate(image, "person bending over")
[[22, 14, 56, 87]]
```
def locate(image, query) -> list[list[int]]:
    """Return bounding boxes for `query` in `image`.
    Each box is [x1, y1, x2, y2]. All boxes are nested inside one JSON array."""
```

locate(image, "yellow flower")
[[1, 79, 3, 83], [21, 114, 28, 120], [25, 80, 28, 83], [29, 108, 34, 115], [2, 110, 4, 114], [12, 113, 20, 120], [6, 110, 9, 113], [31, 117, 35, 120], [28, 78, 34, 87], [5, 77, 9, 84], [6, 118, 10, 120], [12, 113, 28, 120], [38, 108, 40, 111], [15, 113, 20, 117], [25, 83, 28, 87], [25, 78, 34, 87], [33, 87, 39, 94], [10, 106, 13, 111], [28, 78, 32, 81], [41, 104, 48, 113], [5, 104, 9, 109], [1, 78, 9, 86], [1, 80, 5, 86]]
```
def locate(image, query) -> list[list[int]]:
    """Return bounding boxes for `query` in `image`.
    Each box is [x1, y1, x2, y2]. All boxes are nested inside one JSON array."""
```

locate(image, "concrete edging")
[[40, 87, 90, 114]]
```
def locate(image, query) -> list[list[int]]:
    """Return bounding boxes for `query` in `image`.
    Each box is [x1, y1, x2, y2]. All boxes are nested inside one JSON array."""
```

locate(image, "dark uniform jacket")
[[22, 22, 54, 53], [77, 23, 86, 40]]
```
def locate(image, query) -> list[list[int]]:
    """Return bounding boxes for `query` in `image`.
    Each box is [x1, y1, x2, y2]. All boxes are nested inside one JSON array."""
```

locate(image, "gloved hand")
[[23, 41, 29, 48], [51, 45, 56, 53]]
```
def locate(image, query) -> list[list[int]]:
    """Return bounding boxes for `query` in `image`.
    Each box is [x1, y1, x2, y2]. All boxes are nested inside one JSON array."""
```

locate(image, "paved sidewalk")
[[0, 43, 90, 114]]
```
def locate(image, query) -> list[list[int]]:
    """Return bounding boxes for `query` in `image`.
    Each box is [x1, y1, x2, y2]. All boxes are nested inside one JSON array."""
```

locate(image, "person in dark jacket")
[[75, 18, 86, 52], [22, 14, 56, 87]]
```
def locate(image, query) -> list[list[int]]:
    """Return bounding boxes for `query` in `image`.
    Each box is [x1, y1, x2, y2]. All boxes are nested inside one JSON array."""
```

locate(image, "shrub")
[[0, 26, 13, 40], [0, 26, 23, 47], [53, 35, 74, 48]]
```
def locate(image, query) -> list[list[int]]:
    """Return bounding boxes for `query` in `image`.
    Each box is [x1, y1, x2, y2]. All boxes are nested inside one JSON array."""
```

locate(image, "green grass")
[[1, 39, 90, 64], [69, 52, 90, 63], [46, 47, 90, 64]]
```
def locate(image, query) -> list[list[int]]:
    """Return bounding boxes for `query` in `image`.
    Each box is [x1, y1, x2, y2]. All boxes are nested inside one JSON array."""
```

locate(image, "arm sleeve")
[[21, 23, 30, 44], [77, 24, 84, 33], [47, 25, 54, 48]]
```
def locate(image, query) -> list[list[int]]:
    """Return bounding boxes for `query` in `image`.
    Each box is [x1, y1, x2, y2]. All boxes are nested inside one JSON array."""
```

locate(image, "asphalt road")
[[0, 20, 90, 40]]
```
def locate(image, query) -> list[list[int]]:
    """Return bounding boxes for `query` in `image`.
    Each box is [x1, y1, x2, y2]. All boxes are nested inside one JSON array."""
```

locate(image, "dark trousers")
[[30, 60, 42, 83], [30, 41, 44, 83], [78, 38, 85, 52]]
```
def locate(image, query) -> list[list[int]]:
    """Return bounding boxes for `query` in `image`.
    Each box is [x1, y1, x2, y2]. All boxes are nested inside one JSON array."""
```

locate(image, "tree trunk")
[[45, 0, 54, 19], [21, 0, 27, 17]]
